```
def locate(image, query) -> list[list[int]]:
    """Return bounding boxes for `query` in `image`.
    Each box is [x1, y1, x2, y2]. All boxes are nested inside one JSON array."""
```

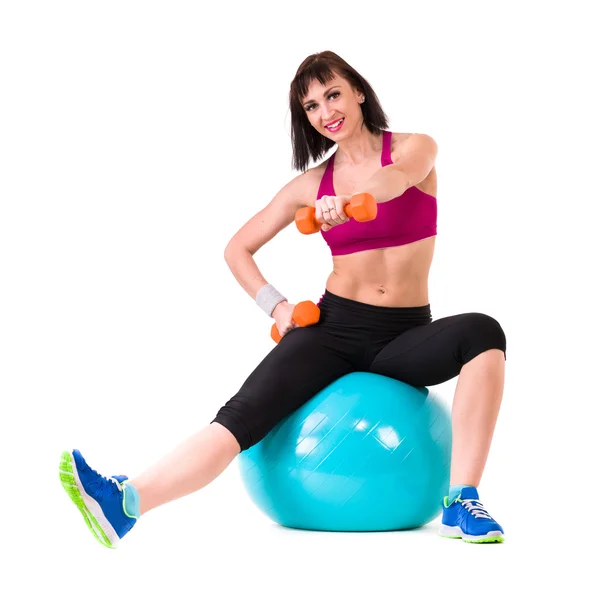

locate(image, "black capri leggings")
[[212, 290, 506, 451]]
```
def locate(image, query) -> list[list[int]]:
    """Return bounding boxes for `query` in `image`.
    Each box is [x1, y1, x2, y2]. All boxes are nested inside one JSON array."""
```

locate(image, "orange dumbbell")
[[295, 192, 377, 235], [271, 300, 321, 343]]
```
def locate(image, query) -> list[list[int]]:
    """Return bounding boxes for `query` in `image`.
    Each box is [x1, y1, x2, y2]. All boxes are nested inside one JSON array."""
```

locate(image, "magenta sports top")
[[317, 130, 437, 256]]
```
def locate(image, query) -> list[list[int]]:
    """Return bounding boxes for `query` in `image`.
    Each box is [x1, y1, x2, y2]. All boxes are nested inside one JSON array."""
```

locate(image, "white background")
[[1, 0, 598, 597]]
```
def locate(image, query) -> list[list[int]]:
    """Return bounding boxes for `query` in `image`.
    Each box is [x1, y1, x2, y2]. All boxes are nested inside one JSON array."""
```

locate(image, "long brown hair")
[[289, 51, 389, 172]]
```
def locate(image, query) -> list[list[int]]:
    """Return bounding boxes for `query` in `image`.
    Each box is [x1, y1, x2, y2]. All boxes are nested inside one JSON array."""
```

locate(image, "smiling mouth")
[[325, 118, 344, 131]]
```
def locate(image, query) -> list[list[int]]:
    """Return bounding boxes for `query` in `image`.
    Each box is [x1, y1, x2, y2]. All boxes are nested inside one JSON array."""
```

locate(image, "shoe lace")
[[460, 498, 493, 519], [108, 476, 125, 492], [87, 465, 125, 498]]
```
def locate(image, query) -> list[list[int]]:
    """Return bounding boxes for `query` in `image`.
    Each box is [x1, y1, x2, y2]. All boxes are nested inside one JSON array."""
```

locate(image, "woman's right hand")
[[272, 301, 297, 340]]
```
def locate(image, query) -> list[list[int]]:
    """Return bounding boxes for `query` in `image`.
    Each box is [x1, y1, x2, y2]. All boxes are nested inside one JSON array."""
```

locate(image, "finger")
[[315, 199, 328, 223], [321, 201, 336, 224], [328, 207, 346, 225], [315, 202, 323, 222], [335, 197, 349, 221], [319, 210, 331, 225]]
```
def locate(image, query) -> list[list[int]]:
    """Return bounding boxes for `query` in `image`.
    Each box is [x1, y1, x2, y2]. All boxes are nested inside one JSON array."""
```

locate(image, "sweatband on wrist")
[[256, 284, 287, 317]]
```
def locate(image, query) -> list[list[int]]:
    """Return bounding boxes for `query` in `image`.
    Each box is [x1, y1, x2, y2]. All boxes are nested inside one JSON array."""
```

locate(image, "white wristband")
[[256, 284, 287, 317]]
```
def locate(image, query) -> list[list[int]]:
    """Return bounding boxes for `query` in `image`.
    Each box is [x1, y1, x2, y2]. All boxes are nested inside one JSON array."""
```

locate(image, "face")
[[301, 73, 364, 140]]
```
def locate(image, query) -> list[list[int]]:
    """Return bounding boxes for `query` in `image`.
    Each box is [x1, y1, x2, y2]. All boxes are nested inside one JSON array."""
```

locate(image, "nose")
[[321, 104, 336, 122]]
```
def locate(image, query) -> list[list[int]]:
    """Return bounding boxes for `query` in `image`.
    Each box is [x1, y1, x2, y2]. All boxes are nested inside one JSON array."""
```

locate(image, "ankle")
[[122, 481, 141, 519], [448, 483, 476, 504]]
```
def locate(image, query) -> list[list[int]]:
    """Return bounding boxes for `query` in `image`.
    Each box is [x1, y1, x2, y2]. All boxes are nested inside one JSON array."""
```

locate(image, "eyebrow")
[[303, 86, 341, 106]]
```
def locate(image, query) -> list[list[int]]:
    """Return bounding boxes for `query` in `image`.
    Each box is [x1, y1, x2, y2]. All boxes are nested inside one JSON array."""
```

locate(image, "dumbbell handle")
[[295, 192, 377, 235], [271, 300, 320, 343]]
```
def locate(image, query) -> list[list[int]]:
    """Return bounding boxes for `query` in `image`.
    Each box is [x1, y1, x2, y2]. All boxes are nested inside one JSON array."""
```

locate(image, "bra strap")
[[381, 130, 393, 166], [317, 152, 336, 199]]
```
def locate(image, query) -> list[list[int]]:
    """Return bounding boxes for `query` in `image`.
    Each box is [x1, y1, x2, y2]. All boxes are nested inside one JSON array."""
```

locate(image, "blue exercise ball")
[[238, 372, 452, 532]]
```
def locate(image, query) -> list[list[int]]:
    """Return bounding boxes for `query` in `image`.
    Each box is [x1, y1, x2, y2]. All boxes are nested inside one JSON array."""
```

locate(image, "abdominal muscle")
[[325, 236, 436, 307]]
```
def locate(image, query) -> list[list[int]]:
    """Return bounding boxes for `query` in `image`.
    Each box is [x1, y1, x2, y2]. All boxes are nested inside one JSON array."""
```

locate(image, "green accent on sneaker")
[[449, 484, 468, 504], [438, 529, 504, 542], [463, 535, 504, 544], [59, 451, 115, 549], [443, 494, 467, 509]]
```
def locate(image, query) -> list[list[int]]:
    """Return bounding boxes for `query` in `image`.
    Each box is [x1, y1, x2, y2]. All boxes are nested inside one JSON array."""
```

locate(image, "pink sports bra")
[[316, 130, 437, 256]]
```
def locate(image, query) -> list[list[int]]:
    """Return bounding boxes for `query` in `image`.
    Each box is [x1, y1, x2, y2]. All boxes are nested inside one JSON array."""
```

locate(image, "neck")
[[334, 126, 382, 166]]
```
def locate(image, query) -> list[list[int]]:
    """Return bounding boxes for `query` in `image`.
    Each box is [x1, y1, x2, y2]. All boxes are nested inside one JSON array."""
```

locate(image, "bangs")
[[288, 50, 389, 171], [295, 62, 338, 102]]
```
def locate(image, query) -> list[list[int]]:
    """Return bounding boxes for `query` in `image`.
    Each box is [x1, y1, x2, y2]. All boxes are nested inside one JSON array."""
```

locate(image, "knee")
[[211, 395, 258, 452], [212, 391, 284, 452], [460, 313, 506, 363]]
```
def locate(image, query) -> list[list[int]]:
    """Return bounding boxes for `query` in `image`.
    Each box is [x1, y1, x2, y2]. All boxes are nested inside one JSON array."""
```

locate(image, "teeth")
[[327, 119, 343, 129]]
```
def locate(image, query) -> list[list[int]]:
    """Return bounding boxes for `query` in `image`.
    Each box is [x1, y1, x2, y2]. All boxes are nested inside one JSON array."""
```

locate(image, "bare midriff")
[[325, 235, 436, 307], [309, 132, 438, 308]]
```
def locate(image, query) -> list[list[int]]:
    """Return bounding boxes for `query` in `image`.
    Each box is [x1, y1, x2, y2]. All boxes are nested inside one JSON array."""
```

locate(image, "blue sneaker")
[[59, 450, 137, 548], [438, 486, 504, 543]]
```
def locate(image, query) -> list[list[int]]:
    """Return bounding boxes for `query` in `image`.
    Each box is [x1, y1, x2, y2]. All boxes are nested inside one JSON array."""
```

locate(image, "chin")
[[324, 127, 349, 141]]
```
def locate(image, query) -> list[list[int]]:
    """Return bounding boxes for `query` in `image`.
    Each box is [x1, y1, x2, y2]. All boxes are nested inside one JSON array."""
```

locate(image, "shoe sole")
[[438, 524, 504, 543], [59, 451, 118, 549]]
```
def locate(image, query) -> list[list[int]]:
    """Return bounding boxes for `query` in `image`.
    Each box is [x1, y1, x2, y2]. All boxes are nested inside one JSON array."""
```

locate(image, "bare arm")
[[223, 172, 312, 301], [361, 133, 438, 202]]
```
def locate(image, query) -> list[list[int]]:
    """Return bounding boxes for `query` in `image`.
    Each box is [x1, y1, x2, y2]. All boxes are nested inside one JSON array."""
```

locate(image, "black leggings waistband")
[[317, 289, 432, 323]]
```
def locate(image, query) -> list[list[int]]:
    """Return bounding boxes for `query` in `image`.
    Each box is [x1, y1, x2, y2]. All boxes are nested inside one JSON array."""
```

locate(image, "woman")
[[59, 51, 507, 547]]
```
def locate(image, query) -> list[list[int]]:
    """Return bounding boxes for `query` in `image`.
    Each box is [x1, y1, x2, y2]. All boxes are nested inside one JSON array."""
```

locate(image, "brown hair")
[[289, 51, 389, 172]]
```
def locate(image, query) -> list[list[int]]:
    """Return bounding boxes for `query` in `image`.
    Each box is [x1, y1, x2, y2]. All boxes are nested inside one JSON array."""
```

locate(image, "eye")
[[304, 92, 340, 112]]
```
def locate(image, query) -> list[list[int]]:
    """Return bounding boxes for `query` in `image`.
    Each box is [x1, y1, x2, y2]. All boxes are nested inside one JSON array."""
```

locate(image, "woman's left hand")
[[315, 194, 353, 231]]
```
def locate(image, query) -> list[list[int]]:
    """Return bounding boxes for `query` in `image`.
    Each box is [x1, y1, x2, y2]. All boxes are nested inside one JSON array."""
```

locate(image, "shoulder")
[[389, 132, 438, 162]]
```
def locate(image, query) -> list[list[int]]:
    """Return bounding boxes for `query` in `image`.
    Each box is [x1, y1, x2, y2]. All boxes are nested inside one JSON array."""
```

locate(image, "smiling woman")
[[59, 49, 508, 548], [289, 51, 389, 171]]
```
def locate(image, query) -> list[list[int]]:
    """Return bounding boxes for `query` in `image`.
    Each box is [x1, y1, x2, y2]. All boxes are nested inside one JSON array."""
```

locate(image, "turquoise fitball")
[[238, 372, 452, 531]]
